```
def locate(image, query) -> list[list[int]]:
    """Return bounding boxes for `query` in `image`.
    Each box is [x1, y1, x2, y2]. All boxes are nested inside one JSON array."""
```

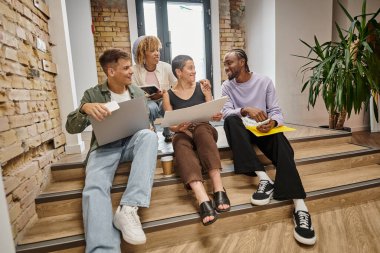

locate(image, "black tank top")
[[168, 82, 206, 110]]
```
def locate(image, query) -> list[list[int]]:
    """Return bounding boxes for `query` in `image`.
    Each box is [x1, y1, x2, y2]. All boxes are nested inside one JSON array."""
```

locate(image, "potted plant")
[[294, 0, 380, 130]]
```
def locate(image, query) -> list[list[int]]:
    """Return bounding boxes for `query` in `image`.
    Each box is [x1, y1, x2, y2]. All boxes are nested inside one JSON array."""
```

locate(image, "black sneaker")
[[251, 180, 274, 205], [293, 210, 316, 245]]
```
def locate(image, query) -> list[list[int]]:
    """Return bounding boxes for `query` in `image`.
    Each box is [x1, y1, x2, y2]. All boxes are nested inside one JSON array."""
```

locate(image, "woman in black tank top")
[[162, 55, 230, 226]]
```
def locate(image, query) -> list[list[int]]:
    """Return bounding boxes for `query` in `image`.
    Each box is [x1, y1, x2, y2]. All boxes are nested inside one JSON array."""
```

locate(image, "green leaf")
[[339, 0, 354, 22], [371, 7, 380, 20], [344, 48, 350, 68], [335, 22, 346, 41], [302, 80, 310, 92], [362, 41, 374, 53], [361, 0, 367, 31], [314, 36, 324, 58]]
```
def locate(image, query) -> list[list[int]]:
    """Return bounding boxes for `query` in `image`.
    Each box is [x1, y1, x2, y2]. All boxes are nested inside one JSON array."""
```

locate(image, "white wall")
[[66, 0, 98, 106], [246, 0, 333, 127], [47, 0, 85, 154], [245, 0, 379, 131], [275, 0, 333, 127], [245, 0, 276, 83]]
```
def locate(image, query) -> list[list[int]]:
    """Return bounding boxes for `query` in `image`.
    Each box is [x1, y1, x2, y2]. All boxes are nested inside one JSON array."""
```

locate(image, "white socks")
[[254, 171, 274, 184], [293, 199, 308, 212], [253, 171, 308, 212]]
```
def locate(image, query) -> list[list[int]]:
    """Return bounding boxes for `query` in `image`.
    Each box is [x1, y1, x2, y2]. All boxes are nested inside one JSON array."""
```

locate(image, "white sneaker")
[[113, 205, 146, 245]]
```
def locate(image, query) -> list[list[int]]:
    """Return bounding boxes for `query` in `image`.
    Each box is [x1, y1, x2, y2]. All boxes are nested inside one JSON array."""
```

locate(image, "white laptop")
[[90, 96, 150, 146]]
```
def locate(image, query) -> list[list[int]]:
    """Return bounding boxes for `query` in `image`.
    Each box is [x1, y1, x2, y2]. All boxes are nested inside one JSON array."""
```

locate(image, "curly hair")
[[99, 48, 131, 75], [134, 36, 162, 65]]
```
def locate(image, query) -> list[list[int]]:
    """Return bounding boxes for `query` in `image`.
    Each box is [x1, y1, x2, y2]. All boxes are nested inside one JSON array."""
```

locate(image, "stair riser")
[[51, 136, 352, 182], [36, 153, 380, 218]]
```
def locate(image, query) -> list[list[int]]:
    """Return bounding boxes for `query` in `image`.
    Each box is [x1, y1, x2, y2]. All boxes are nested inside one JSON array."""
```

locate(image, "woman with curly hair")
[[132, 36, 177, 142]]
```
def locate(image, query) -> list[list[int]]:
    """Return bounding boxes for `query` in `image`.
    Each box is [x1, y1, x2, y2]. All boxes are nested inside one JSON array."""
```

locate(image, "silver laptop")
[[90, 96, 150, 146]]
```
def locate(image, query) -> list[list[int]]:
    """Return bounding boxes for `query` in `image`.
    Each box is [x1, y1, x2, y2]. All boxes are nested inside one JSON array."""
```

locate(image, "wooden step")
[[50, 129, 352, 182], [16, 179, 380, 253], [45, 141, 372, 196], [40, 144, 378, 198], [18, 162, 380, 248], [34, 160, 380, 219]]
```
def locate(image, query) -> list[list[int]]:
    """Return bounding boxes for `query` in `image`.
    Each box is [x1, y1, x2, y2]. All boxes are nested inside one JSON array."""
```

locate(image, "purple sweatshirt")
[[221, 72, 284, 126]]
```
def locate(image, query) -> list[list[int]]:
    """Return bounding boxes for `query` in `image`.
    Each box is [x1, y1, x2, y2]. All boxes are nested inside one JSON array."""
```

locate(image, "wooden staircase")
[[15, 124, 380, 252]]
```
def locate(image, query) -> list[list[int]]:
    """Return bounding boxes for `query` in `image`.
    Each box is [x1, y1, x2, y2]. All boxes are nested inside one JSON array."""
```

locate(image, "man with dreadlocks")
[[221, 48, 317, 245]]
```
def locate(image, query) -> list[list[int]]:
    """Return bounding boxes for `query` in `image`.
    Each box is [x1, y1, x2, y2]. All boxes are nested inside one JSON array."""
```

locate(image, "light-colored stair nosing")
[[16, 234, 84, 253], [36, 148, 379, 204], [295, 146, 379, 165], [17, 178, 380, 253]]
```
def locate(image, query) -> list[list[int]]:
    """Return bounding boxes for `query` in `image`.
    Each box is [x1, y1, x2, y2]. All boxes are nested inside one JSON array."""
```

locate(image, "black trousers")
[[224, 115, 306, 200]]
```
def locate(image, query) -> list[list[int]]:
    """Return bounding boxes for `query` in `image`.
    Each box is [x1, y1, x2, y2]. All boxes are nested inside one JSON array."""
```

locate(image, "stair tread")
[[293, 143, 367, 159], [20, 163, 380, 245], [43, 143, 370, 194]]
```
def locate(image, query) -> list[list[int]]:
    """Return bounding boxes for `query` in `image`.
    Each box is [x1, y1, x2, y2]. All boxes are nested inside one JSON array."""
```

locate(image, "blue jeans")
[[148, 100, 171, 137], [82, 129, 158, 253], [147, 100, 161, 122]]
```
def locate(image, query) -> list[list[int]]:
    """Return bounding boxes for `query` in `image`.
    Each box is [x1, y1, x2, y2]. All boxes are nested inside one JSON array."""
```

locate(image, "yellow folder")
[[245, 125, 296, 137]]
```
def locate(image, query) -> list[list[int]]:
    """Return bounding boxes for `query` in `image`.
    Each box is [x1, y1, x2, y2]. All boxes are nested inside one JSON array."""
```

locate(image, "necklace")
[[144, 64, 156, 72]]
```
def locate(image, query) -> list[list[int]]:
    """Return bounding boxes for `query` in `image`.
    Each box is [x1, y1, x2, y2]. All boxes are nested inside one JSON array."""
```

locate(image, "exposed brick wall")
[[0, 0, 65, 242], [219, 0, 246, 81], [90, 0, 131, 84]]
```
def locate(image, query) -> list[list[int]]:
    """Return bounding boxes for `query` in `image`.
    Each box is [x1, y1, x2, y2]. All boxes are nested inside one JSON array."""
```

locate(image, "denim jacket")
[[65, 80, 147, 154]]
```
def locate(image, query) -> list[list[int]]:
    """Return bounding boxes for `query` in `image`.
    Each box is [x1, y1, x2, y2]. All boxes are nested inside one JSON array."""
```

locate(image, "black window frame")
[[135, 0, 213, 83]]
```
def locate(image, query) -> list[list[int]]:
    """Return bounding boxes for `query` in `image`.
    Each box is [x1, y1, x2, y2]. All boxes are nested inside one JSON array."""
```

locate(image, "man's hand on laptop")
[[81, 103, 111, 121]]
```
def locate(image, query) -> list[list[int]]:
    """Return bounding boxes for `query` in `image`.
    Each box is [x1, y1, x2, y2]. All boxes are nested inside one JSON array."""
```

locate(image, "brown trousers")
[[172, 123, 222, 188]]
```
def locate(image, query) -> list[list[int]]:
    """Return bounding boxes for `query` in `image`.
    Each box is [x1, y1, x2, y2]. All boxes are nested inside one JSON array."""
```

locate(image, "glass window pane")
[[167, 3, 206, 79], [143, 1, 157, 36]]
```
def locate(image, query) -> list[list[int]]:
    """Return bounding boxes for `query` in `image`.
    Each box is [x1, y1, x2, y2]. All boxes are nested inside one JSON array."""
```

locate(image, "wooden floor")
[[147, 199, 380, 253], [53, 199, 380, 253]]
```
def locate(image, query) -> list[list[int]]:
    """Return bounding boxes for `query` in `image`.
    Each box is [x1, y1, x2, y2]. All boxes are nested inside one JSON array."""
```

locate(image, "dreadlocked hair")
[[227, 48, 250, 72]]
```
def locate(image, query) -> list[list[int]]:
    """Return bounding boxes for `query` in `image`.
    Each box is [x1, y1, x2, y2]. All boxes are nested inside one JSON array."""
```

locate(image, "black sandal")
[[199, 200, 218, 226], [214, 189, 231, 212]]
